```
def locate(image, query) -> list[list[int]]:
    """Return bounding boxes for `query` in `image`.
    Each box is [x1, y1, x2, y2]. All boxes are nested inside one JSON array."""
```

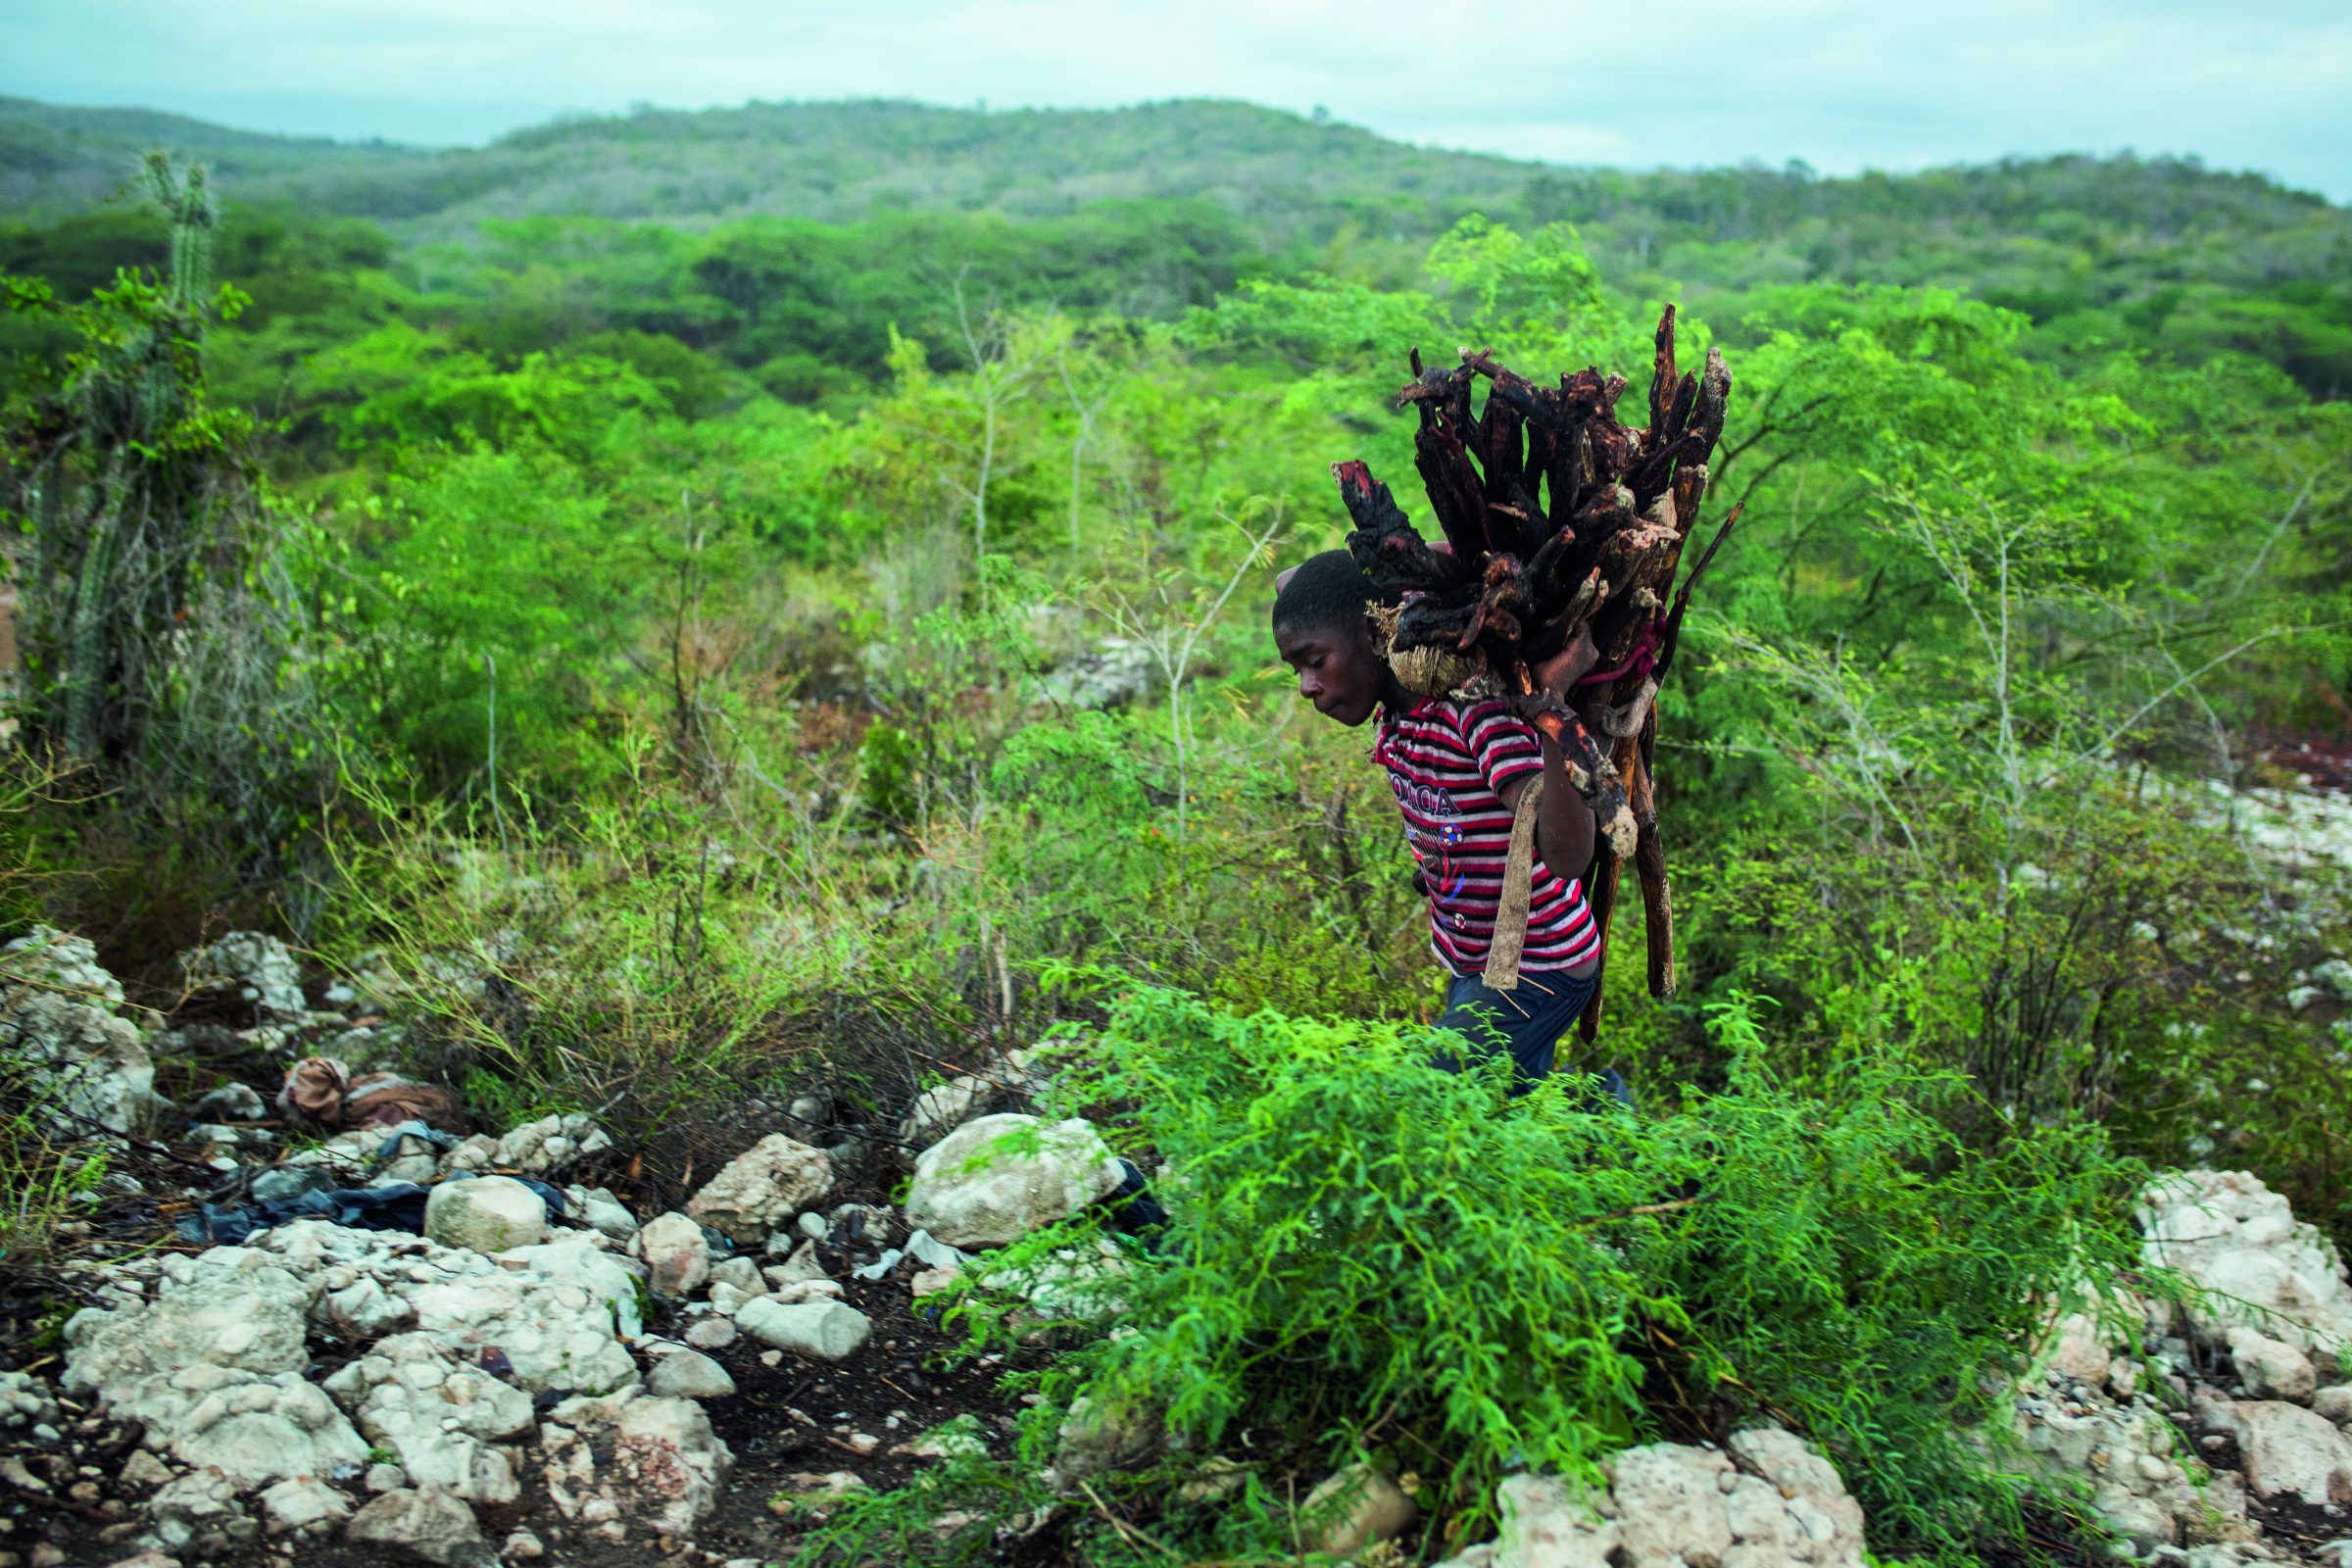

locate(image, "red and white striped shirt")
[[1373, 697, 1601, 977]]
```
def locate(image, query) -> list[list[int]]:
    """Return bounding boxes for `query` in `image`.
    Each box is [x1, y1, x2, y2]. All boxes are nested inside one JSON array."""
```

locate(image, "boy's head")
[[1272, 550, 1396, 727]]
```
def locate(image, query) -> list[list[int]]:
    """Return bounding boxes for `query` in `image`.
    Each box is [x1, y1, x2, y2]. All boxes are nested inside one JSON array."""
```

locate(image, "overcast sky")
[[5, 0, 2347, 201]]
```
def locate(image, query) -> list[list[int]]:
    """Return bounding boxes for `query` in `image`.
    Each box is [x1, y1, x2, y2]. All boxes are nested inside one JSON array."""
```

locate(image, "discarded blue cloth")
[[1098, 1157, 1173, 1258], [178, 1173, 567, 1247], [371, 1120, 462, 1172]]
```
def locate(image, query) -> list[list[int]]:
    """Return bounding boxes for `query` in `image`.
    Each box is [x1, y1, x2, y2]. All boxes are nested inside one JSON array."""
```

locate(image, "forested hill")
[[5, 95, 1534, 233], [5, 90, 2339, 246], [6, 93, 2350, 395]]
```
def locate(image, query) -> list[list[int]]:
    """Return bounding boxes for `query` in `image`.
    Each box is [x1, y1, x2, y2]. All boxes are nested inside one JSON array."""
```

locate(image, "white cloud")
[[2, 0, 2345, 199]]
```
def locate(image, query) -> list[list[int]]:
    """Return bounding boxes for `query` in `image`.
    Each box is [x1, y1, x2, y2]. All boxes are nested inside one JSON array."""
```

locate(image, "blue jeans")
[[1435, 968, 1630, 1105]]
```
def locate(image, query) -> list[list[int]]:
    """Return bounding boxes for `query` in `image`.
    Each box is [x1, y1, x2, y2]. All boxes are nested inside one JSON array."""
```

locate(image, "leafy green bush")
[[816, 985, 2144, 1565]]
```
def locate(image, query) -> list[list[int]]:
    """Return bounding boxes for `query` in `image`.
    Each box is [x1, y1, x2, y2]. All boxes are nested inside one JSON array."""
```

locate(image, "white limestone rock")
[[323, 1333, 535, 1503], [0, 925, 157, 1134], [2139, 1170, 2352, 1369], [191, 1081, 268, 1121], [2043, 1310, 2119, 1388], [148, 1467, 260, 1555], [273, 1127, 385, 1184], [828, 1200, 897, 1248], [121, 1448, 175, 1489], [763, 1239, 827, 1284], [345, 1485, 498, 1568], [371, 1125, 445, 1185], [1729, 1425, 1870, 1563], [766, 1278, 844, 1305], [898, 1071, 1002, 1161], [2216, 1398, 2352, 1505], [63, 1214, 649, 1512], [565, 1184, 639, 1240], [408, 1270, 639, 1396], [177, 930, 307, 1019], [270, 1220, 641, 1395], [1300, 1463, 1416, 1556], [735, 1298, 871, 1362], [1434, 1426, 1865, 1568], [0, 1368, 60, 1433], [683, 1316, 737, 1350], [710, 1280, 762, 1315], [259, 1474, 352, 1536], [634, 1210, 712, 1298], [489, 1112, 612, 1175], [710, 1253, 763, 1296], [904, 1113, 1122, 1250], [137, 1364, 368, 1486], [647, 1348, 736, 1400], [60, 1250, 369, 1484], [1611, 1444, 1737, 1568], [438, 1133, 502, 1176], [685, 1133, 834, 1246], [540, 1389, 734, 1540], [424, 1177, 548, 1254], [1487, 1473, 1619, 1568], [2230, 1326, 2320, 1402], [2013, 1371, 2251, 1549], [494, 1235, 644, 1335]]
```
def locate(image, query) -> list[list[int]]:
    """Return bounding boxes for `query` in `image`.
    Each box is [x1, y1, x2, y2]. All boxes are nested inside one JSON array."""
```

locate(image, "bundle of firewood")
[[1332, 307, 1738, 1034]]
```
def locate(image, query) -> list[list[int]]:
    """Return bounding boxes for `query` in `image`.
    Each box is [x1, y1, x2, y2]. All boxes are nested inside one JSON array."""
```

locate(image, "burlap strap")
[[1481, 777, 1543, 992]]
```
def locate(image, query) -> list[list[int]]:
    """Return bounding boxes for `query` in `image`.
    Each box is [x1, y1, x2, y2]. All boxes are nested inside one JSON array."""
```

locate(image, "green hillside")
[[0, 96, 1538, 235], [7, 93, 2346, 396], [0, 94, 415, 216]]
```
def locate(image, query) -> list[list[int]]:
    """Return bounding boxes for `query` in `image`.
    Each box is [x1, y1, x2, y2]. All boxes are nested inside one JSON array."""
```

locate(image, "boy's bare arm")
[[1499, 738, 1598, 881], [1498, 630, 1601, 881]]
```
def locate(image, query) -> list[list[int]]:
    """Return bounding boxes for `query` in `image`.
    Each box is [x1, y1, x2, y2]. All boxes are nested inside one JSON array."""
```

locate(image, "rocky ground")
[[5, 927, 2352, 1568]]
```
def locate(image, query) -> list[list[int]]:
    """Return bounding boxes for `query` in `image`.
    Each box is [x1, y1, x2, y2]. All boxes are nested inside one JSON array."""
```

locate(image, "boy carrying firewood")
[[1273, 549, 1632, 1103]]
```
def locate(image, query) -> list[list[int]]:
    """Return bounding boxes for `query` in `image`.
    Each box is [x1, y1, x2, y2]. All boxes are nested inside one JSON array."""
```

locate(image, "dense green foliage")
[[805, 986, 2146, 1564], [3, 105, 2350, 1560]]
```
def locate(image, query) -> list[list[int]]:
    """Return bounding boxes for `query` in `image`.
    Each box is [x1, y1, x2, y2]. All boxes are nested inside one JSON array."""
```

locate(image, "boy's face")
[[1275, 617, 1387, 727]]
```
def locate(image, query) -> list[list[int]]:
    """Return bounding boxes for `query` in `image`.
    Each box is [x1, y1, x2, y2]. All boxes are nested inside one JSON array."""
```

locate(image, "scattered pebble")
[[683, 1316, 738, 1350]]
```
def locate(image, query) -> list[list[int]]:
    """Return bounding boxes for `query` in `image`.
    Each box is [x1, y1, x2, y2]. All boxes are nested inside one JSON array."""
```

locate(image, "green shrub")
[[811, 984, 2144, 1566], [314, 747, 841, 1147], [0, 1090, 109, 1278]]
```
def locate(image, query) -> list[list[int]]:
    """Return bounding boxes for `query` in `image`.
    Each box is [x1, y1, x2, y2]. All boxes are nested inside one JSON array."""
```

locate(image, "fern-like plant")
[[808, 983, 2147, 1566]]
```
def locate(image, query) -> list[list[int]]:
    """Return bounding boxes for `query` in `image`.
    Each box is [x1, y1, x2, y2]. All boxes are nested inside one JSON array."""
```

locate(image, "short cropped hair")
[[1272, 549, 1392, 636]]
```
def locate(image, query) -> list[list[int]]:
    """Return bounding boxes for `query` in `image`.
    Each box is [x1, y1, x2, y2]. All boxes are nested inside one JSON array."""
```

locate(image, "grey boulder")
[[177, 931, 307, 1020], [686, 1133, 834, 1246], [2221, 1398, 2352, 1505], [904, 1113, 1122, 1250], [0, 925, 157, 1134], [345, 1486, 497, 1568], [423, 1177, 547, 1254], [735, 1298, 872, 1362], [647, 1348, 737, 1400], [633, 1210, 712, 1298], [322, 1333, 535, 1504]]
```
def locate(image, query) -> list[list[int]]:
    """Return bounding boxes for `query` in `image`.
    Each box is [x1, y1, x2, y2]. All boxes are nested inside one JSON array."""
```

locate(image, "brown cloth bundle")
[[277, 1056, 470, 1135]]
